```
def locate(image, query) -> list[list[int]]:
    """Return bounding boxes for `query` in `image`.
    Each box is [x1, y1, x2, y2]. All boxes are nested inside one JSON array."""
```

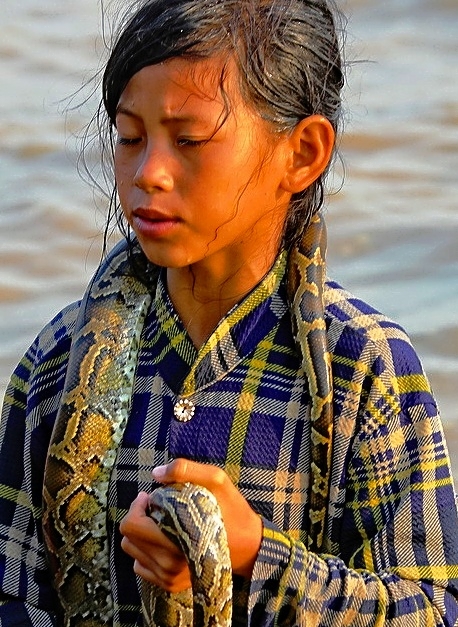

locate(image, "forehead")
[[117, 56, 238, 115]]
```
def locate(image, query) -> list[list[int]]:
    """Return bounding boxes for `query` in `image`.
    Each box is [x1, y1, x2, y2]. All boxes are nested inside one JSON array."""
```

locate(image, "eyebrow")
[[115, 105, 140, 119], [115, 104, 205, 125]]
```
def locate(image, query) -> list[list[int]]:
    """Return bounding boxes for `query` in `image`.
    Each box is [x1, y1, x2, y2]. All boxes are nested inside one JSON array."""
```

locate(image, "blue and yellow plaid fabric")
[[1, 255, 458, 626]]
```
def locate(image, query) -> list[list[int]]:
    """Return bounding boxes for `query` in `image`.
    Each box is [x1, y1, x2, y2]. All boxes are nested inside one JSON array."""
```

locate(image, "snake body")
[[42, 213, 332, 625], [143, 483, 232, 627]]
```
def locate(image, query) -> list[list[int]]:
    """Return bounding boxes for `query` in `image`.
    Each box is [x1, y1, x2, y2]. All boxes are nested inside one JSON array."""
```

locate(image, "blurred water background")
[[1, 0, 457, 475]]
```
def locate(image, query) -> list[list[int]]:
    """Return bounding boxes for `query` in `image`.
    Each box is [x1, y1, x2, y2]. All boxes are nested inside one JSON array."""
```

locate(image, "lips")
[[133, 207, 177, 221], [131, 208, 180, 239]]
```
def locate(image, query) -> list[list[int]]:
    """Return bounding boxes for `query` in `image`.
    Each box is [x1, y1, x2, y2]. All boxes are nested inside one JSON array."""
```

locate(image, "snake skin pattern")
[[287, 215, 333, 553], [42, 213, 333, 625], [142, 483, 232, 626]]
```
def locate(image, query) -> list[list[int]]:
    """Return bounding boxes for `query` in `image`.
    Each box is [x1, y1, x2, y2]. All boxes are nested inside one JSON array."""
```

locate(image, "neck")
[[166, 252, 279, 349]]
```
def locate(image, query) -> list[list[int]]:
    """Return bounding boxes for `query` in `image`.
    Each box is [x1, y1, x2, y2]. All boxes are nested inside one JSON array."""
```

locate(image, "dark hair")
[[92, 0, 344, 252]]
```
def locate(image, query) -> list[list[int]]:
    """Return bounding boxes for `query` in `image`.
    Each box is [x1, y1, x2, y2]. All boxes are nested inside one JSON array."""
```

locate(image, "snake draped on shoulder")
[[42, 213, 333, 626]]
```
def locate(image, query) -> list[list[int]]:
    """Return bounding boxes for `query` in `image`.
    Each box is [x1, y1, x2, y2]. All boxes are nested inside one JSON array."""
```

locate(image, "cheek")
[[114, 156, 132, 196], [114, 164, 130, 210], [114, 151, 123, 185], [114, 146, 137, 178]]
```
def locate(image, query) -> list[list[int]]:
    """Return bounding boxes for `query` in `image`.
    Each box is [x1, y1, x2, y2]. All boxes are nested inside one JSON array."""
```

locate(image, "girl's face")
[[114, 57, 293, 275]]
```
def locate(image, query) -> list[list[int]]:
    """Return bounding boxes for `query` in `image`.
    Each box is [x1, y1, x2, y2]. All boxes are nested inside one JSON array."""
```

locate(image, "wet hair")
[[93, 0, 344, 252]]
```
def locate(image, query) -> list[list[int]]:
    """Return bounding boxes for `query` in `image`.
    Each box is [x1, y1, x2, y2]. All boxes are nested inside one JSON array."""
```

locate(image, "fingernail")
[[152, 464, 167, 480]]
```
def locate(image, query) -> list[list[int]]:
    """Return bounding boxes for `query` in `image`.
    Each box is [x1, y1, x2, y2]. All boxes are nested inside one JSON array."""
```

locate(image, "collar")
[[152, 251, 288, 396]]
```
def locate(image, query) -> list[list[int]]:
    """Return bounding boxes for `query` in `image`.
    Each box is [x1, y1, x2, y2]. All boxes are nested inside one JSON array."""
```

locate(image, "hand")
[[120, 491, 192, 592], [153, 459, 263, 579], [120, 459, 263, 592]]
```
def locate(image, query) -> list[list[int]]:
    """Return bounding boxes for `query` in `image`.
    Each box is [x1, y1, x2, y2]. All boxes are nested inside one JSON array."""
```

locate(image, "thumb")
[[152, 458, 223, 490]]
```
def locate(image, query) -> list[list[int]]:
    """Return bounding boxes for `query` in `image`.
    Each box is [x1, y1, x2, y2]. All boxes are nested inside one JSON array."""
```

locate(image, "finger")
[[134, 558, 192, 592], [121, 509, 182, 557], [122, 534, 186, 573], [120, 492, 188, 562], [119, 491, 150, 531], [119, 493, 151, 538], [128, 490, 150, 514], [152, 458, 226, 490]]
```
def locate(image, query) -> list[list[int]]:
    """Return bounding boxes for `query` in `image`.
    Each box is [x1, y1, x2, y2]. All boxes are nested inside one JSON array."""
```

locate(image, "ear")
[[280, 115, 335, 194]]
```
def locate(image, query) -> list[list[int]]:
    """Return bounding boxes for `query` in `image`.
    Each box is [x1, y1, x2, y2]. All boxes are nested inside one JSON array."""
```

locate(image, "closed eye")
[[117, 136, 142, 146], [176, 138, 208, 148]]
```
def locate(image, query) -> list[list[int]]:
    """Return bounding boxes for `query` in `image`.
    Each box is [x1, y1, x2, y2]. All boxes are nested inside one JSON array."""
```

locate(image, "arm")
[[0, 306, 78, 625], [0, 352, 58, 625], [123, 430, 458, 627], [0, 599, 56, 627], [248, 337, 458, 626]]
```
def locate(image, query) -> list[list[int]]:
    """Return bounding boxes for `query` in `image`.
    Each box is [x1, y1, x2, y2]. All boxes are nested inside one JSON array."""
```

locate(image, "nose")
[[133, 143, 174, 193]]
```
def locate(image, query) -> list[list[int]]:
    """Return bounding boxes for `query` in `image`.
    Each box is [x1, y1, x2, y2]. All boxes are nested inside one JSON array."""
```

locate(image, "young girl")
[[1, 0, 457, 625]]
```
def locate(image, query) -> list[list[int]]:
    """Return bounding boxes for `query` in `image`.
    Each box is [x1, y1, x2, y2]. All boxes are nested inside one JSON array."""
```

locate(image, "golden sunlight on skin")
[[114, 57, 334, 347], [114, 58, 290, 298]]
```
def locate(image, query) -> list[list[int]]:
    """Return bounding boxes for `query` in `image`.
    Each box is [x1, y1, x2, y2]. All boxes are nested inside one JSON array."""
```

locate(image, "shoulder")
[[32, 300, 81, 363], [323, 282, 439, 454], [9, 301, 81, 398], [1, 301, 81, 437], [323, 279, 432, 407], [324, 279, 410, 346]]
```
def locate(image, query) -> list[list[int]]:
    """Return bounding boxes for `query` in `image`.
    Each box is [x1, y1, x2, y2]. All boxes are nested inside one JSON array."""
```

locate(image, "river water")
[[1, 0, 457, 474]]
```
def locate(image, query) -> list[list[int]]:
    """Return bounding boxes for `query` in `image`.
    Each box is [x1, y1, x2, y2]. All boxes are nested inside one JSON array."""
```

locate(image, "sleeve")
[[247, 328, 458, 626], [0, 305, 78, 625], [0, 600, 56, 627]]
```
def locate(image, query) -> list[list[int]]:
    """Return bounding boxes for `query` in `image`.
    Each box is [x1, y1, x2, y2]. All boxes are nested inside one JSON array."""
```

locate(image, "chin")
[[139, 246, 193, 270]]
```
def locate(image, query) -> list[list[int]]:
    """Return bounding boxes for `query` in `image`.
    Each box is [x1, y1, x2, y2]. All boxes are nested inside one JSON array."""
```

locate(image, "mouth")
[[131, 208, 180, 238]]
